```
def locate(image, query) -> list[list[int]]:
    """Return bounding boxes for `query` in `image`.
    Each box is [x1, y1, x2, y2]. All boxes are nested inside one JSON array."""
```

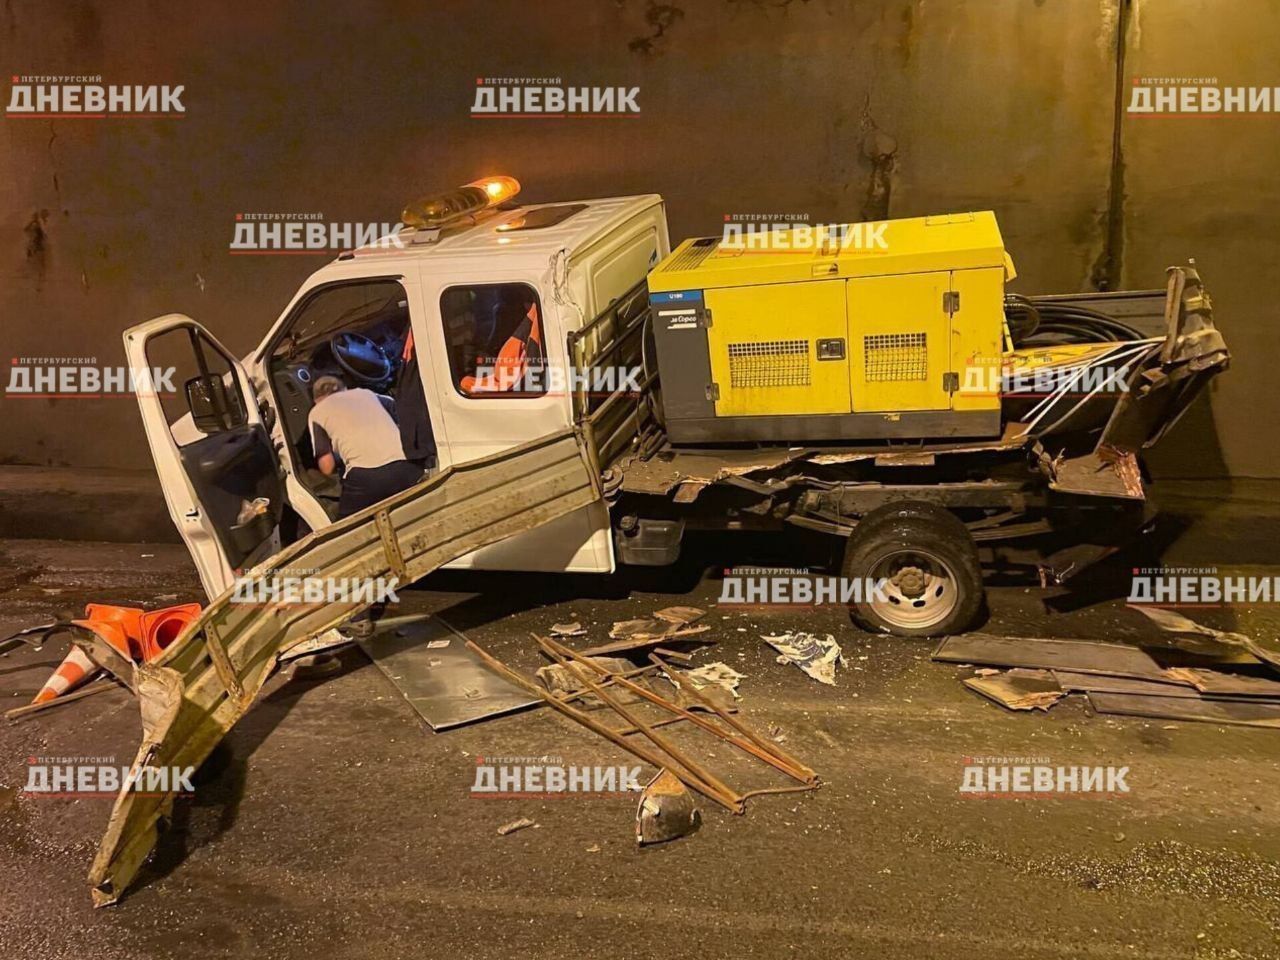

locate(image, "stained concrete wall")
[[1120, 0, 1280, 479], [0, 0, 1270, 477]]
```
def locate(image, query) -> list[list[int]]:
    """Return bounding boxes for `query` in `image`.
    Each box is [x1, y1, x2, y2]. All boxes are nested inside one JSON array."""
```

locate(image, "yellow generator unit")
[[647, 211, 1014, 444]]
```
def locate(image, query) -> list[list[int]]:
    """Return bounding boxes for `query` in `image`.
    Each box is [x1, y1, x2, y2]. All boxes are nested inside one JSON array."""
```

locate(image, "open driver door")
[[124, 314, 285, 599]]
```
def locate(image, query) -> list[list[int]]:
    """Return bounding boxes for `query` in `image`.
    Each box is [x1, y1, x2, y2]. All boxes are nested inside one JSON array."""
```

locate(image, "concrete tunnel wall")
[[0, 0, 1273, 478]]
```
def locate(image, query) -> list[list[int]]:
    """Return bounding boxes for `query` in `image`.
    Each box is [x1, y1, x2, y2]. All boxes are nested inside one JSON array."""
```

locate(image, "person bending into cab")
[[308, 376, 423, 519]]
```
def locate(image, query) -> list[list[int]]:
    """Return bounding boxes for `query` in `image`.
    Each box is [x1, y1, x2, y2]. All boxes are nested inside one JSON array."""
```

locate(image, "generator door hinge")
[[706, 383, 720, 401], [702, 309, 712, 328], [942, 291, 960, 315], [942, 371, 960, 393]]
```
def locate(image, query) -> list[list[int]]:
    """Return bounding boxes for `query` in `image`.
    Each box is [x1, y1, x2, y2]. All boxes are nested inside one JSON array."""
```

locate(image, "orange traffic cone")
[[138, 603, 202, 661], [72, 602, 201, 663], [32, 646, 100, 705], [74, 603, 145, 660]]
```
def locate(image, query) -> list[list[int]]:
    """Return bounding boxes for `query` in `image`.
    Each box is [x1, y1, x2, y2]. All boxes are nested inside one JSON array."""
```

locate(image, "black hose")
[[1003, 294, 1040, 343], [1006, 296, 1146, 346]]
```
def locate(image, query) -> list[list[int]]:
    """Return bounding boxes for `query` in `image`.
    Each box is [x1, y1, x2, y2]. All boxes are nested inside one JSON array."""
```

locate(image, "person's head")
[[497, 286, 535, 327], [312, 375, 346, 403]]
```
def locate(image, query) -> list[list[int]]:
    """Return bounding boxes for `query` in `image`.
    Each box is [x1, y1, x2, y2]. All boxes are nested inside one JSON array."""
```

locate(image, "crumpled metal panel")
[[1048, 448, 1145, 500], [1097, 264, 1229, 454], [88, 428, 599, 905]]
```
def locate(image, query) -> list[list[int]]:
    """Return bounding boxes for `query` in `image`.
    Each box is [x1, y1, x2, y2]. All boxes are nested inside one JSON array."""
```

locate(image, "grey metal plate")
[[359, 617, 540, 731], [933, 634, 1170, 681], [1088, 692, 1280, 728]]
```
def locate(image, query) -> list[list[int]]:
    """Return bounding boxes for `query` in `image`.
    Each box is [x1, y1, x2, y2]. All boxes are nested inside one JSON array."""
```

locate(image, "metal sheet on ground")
[[962, 669, 1063, 711], [1051, 670, 1200, 698], [933, 634, 1169, 680], [1088, 692, 1280, 728], [1171, 668, 1280, 699], [359, 618, 540, 730]]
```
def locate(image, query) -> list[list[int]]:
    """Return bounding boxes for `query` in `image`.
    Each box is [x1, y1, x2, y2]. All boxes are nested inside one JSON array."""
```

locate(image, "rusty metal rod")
[[544, 635, 814, 785], [611, 711, 690, 737], [739, 783, 821, 801], [5, 679, 122, 722], [537, 637, 745, 810], [650, 652, 818, 783], [554, 663, 659, 706], [610, 704, 734, 737], [465, 639, 741, 814]]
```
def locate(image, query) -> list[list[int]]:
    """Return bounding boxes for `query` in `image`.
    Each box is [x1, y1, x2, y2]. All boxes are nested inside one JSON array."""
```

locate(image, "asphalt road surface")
[[1, 488, 1278, 959]]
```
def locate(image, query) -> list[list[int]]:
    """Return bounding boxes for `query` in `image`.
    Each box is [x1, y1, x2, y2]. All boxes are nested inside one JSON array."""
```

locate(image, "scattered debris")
[[470, 638, 818, 816], [636, 769, 702, 845], [963, 669, 1065, 711], [650, 646, 694, 664], [0, 620, 58, 654], [682, 662, 745, 699], [579, 624, 713, 658], [537, 656, 648, 708], [1130, 605, 1280, 672], [938, 628, 1280, 729], [497, 817, 537, 836], [609, 618, 666, 640], [762, 632, 846, 685], [550, 622, 587, 637], [653, 606, 705, 626], [278, 628, 352, 663]]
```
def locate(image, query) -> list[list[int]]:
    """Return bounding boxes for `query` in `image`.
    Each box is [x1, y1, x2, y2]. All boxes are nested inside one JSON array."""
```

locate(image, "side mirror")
[[185, 374, 246, 433]]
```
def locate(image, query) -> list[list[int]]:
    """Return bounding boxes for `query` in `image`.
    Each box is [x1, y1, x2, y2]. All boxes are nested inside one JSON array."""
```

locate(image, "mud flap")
[[89, 428, 600, 906], [1096, 263, 1229, 456]]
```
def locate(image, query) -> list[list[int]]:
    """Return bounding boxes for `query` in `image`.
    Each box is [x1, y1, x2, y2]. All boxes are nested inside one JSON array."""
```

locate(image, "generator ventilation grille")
[[863, 332, 927, 382], [728, 339, 810, 388], [660, 238, 720, 273]]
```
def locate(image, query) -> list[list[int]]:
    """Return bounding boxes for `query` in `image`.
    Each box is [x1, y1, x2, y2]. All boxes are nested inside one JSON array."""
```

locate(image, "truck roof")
[[335, 193, 664, 271]]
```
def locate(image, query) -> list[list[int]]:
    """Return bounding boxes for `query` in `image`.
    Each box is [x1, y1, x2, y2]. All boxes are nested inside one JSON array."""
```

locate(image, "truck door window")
[[145, 326, 246, 446], [440, 283, 547, 397]]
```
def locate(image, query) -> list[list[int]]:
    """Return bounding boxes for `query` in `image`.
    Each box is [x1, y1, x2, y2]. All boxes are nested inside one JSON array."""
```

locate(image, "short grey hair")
[[313, 375, 346, 402]]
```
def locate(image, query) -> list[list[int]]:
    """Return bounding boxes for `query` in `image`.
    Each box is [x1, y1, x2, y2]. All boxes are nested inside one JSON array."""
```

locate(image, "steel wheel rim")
[[867, 549, 959, 630]]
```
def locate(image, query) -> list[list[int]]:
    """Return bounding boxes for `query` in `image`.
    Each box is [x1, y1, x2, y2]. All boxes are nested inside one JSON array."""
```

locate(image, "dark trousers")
[[337, 460, 424, 520]]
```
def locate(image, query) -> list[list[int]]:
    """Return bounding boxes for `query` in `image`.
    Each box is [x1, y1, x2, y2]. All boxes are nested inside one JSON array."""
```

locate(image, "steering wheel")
[[329, 331, 393, 385]]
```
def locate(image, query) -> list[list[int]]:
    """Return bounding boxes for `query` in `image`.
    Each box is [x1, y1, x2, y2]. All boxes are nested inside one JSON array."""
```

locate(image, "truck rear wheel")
[[841, 502, 984, 638]]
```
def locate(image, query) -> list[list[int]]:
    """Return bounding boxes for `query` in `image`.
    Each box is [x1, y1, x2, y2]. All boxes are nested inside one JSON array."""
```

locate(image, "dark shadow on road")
[[130, 645, 368, 898]]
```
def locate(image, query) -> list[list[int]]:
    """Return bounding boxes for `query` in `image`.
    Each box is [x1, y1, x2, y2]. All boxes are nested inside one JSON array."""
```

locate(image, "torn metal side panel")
[[1097, 263, 1229, 455], [1047, 448, 1145, 500], [618, 446, 805, 497], [617, 425, 1033, 501], [89, 428, 600, 906]]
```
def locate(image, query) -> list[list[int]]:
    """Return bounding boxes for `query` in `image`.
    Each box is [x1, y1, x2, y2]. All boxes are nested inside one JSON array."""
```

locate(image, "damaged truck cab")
[[127, 181, 671, 599]]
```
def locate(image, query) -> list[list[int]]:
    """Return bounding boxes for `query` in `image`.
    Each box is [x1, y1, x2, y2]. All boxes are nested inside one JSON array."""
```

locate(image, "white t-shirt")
[[308, 388, 407, 475]]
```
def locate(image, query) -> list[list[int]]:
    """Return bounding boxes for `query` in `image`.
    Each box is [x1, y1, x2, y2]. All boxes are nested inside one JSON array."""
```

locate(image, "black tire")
[[841, 501, 984, 638]]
